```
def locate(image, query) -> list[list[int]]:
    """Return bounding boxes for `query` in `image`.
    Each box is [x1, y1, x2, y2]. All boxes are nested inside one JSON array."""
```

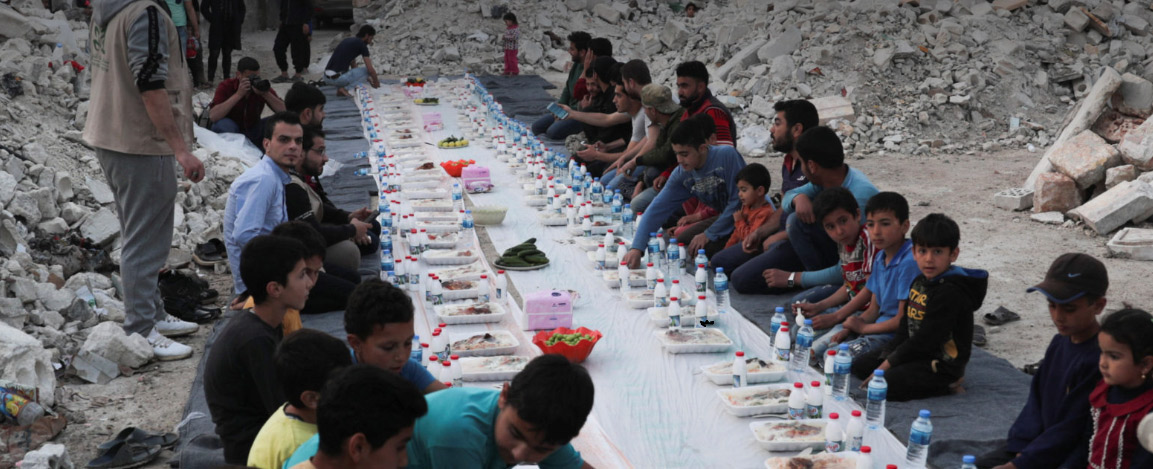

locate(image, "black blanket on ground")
[[729, 288, 1031, 467]]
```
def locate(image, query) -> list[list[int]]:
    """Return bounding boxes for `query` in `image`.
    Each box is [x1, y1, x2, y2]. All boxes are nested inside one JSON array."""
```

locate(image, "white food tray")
[[569, 223, 622, 236], [412, 200, 455, 213], [460, 355, 530, 381], [401, 179, 443, 189], [439, 280, 479, 300], [700, 357, 788, 385], [716, 383, 793, 417], [653, 328, 733, 354], [406, 189, 449, 200], [647, 306, 702, 328], [601, 270, 647, 289], [749, 420, 827, 452], [425, 231, 463, 249], [576, 236, 622, 251], [624, 290, 654, 309], [449, 330, 520, 357], [416, 222, 461, 234], [538, 213, 568, 226], [430, 261, 485, 280], [434, 301, 506, 324], [422, 249, 478, 265], [525, 195, 548, 207], [763, 452, 864, 469]]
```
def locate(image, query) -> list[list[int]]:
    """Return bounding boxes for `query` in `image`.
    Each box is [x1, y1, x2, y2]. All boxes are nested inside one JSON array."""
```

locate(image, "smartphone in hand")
[[547, 102, 569, 120]]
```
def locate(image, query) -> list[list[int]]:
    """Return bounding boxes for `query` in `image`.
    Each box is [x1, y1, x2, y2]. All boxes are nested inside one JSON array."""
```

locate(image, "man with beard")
[[531, 32, 592, 140], [674, 61, 735, 147], [711, 99, 818, 276], [284, 127, 378, 276], [570, 57, 631, 177]]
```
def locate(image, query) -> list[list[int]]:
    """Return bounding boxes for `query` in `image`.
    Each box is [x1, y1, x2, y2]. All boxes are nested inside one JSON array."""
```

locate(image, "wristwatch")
[[787, 272, 796, 288]]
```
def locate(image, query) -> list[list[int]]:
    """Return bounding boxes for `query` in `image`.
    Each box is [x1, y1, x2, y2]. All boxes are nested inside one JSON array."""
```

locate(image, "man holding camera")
[[210, 57, 285, 136]]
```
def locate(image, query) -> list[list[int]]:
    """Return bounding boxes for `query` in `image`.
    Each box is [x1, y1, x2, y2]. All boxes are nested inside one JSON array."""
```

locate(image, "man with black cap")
[[977, 253, 1108, 469]]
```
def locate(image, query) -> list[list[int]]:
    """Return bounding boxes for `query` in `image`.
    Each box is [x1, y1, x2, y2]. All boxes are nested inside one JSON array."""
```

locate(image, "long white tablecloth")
[[357, 81, 909, 469]]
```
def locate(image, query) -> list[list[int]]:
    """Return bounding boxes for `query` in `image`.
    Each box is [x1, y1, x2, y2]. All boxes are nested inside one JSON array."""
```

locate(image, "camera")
[[248, 76, 271, 93]]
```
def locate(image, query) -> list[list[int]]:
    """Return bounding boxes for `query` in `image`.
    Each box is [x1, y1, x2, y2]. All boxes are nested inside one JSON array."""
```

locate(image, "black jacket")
[[279, 0, 312, 26], [882, 265, 988, 379]]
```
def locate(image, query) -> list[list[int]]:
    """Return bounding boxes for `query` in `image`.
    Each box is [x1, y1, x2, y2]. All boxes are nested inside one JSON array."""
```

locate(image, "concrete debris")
[[1030, 211, 1066, 224], [20, 443, 73, 469], [1048, 130, 1121, 189], [1118, 117, 1153, 171], [79, 321, 153, 369], [1034, 172, 1083, 213], [994, 188, 1034, 211], [1106, 165, 1139, 189], [0, 322, 56, 406], [1107, 227, 1153, 260], [80, 208, 121, 246], [1068, 180, 1153, 234], [70, 349, 119, 385]]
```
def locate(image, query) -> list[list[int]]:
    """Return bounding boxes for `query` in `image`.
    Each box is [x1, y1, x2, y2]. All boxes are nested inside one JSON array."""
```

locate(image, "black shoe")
[[158, 270, 218, 304], [163, 295, 222, 324], [192, 239, 227, 266]]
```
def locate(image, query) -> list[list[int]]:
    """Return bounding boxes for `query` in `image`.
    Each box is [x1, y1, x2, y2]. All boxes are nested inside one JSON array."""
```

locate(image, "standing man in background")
[[202, 0, 244, 83], [271, 0, 312, 83], [85, 0, 205, 360]]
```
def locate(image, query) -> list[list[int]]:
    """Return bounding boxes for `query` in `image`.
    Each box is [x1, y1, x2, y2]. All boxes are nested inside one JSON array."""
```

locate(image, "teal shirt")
[[165, 0, 188, 27], [282, 388, 583, 469], [781, 166, 880, 287]]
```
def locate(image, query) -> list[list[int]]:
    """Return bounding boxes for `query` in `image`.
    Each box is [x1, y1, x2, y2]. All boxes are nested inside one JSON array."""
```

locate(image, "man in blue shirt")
[[728, 126, 879, 294], [224, 111, 303, 294], [285, 355, 595, 469], [622, 115, 746, 268]]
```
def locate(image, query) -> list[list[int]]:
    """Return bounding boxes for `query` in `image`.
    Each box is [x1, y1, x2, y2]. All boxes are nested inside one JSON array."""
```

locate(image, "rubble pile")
[[0, 0, 248, 422], [358, 0, 1153, 157]]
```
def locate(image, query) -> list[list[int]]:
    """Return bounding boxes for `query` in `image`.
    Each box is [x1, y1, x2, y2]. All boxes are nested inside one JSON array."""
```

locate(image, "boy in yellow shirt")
[[247, 329, 352, 468]]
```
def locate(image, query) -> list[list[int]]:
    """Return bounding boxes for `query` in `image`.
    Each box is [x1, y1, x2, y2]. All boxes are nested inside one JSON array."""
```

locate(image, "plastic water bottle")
[[770, 307, 787, 345], [714, 268, 730, 318], [449, 354, 463, 388], [669, 280, 682, 306], [668, 299, 682, 328], [611, 190, 623, 222], [694, 249, 708, 272], [694, 264, 708, 294], [787, 382, 805, 419], [732, 351, 747, 387], [825, 412, 844, 453], [51, 43, 63, 68], [462, 210, 474, 230], [430, 329, 446, 360], [646, 234, 660, 265], [595, 244, 606, 270], [846, 410, 864, 451], [353, 168, 370, 176], [494, 270, 508, 304], [653, 279, 669, 307], [410, 335, 423, 363], [591, 177, 604, 202], [621, 204, 635, 237], [0, 389, 46, 426], [774, 326, 791, 363], [667, 239, 681, 279], [791, 319, 814, 372], [675, 243, 687, 278], [582, 215, 592, 237], [381, 250, 394, 272], [961, 455, 977, 469], [619, 262, 631, 291], [833, 344, 852, 401], [695, 295, 708, 328], [394, 258, 406, 286], [380, 229, 392, 252], [478, 275, 490, 302], [866, 369, 888, 428], [451, 183, 464, 210], [656, 233, 668, 269], [906, 410, 933, 468], [645, 263, 658, 290]]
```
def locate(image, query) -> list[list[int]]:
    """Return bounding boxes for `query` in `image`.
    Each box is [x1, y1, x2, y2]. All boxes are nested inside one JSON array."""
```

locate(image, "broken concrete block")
[[71, 349, 119, 384], [1118, 118, 1153, 171], [1068, 180, 1153, 234], [1064, 8, 1090, 31], [592, 3, 620, 23], [994, 187, 1034, 211], [1048, 130, 1121, 189], [565, 0, 586, 10], [969, 1, 994, 15], [659, 21, 689, 50], [873, 48, 894, 69], [21, 142, 48, 165], [0, 170, 15, 206], [520, 41, 543, 64], [85, 176, 115, 205], [7, 191, 42, 225], [80, 207, 121, 246], [811, 95, 855, 125], [38, 217, 68, 235], [1106, 165, 1138, 189], [0, 322, 56, 406], [1112, 73, 1153, 118], [1034, 172, 1083, 213], [1107, 227, 1153, 260], [0, 297, 27, 328], [1031, 211, 1066, 224], [1121, 15, 1149, 36], [991, 0, 1025, 11], [36, 282, 75, 312], [757, 26, 802, 63], [79, 321, 153, 369], [20, 443, 73, 469], [0, 6, 32, 40], [716, 39, 767, 82]]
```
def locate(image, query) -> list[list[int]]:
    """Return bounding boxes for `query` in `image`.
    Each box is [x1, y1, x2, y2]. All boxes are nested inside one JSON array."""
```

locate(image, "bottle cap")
[[861, 446, 872, 454], [621, 261, 627, 266], [780, 326, 789, 332], [852, 410, 862, 417], [775, 306, 784, 313], [647, 263, 654, 267], [679, 243, 685, 246], [839, 344, 850, 351], [735, 351, 744, 357], [804, 319, 813, 326], [429, 356, 439, 362], [887, 465, 897, 469], [481, 275, 488, 279], [699, 295, 706, 299], [450, 354, 459, 360], [438, 323, 447, 328], [919, 409, 931, 418], [442, 361, 451, 366], [828, 350, 837, 356], [657, 279, 664, 283], [420, 343, 429, 348], [698, 263, 705, 267], [811, 381, 821, 387], [793, 382, 804, 388], [963, 455, 976, 464], [670, 297, 678, 301], [829, 412, 839, 420], [432, 330, 441, 336], [672, 280, 679, 284], [498, 270, 505, 274], [874, 369, 885, 377]]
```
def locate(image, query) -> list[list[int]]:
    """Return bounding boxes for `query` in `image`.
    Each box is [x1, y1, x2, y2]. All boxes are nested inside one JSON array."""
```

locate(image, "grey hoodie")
[[91, 0, 172, 89]]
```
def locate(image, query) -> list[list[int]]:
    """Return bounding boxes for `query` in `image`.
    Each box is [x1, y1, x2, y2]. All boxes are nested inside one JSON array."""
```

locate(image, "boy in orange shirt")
[[725, 163, 775, 249]]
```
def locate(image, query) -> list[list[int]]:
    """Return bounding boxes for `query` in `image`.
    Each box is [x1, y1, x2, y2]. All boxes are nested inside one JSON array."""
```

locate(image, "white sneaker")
[[148, 329, 193, 361], [155, 314, 199, 337]]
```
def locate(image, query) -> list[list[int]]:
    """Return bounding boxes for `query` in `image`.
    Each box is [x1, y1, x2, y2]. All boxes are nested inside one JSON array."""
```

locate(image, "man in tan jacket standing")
[[85, 0, 206, 360]]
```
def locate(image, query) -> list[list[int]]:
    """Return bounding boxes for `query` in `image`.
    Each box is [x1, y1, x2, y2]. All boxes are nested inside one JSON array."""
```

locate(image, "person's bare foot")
[[337, 87, 351, 97]]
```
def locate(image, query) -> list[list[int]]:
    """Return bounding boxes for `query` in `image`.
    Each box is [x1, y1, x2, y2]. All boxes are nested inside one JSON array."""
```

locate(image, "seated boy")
[[289, 364, 428, 469], [345, 279, 446, 394], [205, 235, 316, 464], [850, 213, 988, 401], [248, 329, 353, 469], [789, 187, 878, 353], [721, 163, 775, 251], [977, 253, 1107, 469], [407, 354, 595, 468], [271, 221, 357, 317], [821, 192, 921, 358]]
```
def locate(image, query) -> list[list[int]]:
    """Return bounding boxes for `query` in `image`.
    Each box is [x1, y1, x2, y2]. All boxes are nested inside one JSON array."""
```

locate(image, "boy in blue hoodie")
[[852, 213, 988, 401]]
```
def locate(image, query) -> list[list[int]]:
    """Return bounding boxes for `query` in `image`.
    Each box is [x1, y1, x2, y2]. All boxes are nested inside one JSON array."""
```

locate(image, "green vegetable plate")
[[493, 260, 550, 271]]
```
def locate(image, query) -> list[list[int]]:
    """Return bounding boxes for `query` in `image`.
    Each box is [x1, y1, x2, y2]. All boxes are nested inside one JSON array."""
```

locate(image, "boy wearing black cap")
[[977, 253, 1107, 469]]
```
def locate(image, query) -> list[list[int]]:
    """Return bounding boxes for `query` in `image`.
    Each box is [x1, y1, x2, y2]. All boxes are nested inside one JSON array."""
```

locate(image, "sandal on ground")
[[983, 306, 1020, 326], [192, 239, 227, 266], [972, 325, 987, 347], [86, 441, 161, 469], [97, 427, 178, 451]]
